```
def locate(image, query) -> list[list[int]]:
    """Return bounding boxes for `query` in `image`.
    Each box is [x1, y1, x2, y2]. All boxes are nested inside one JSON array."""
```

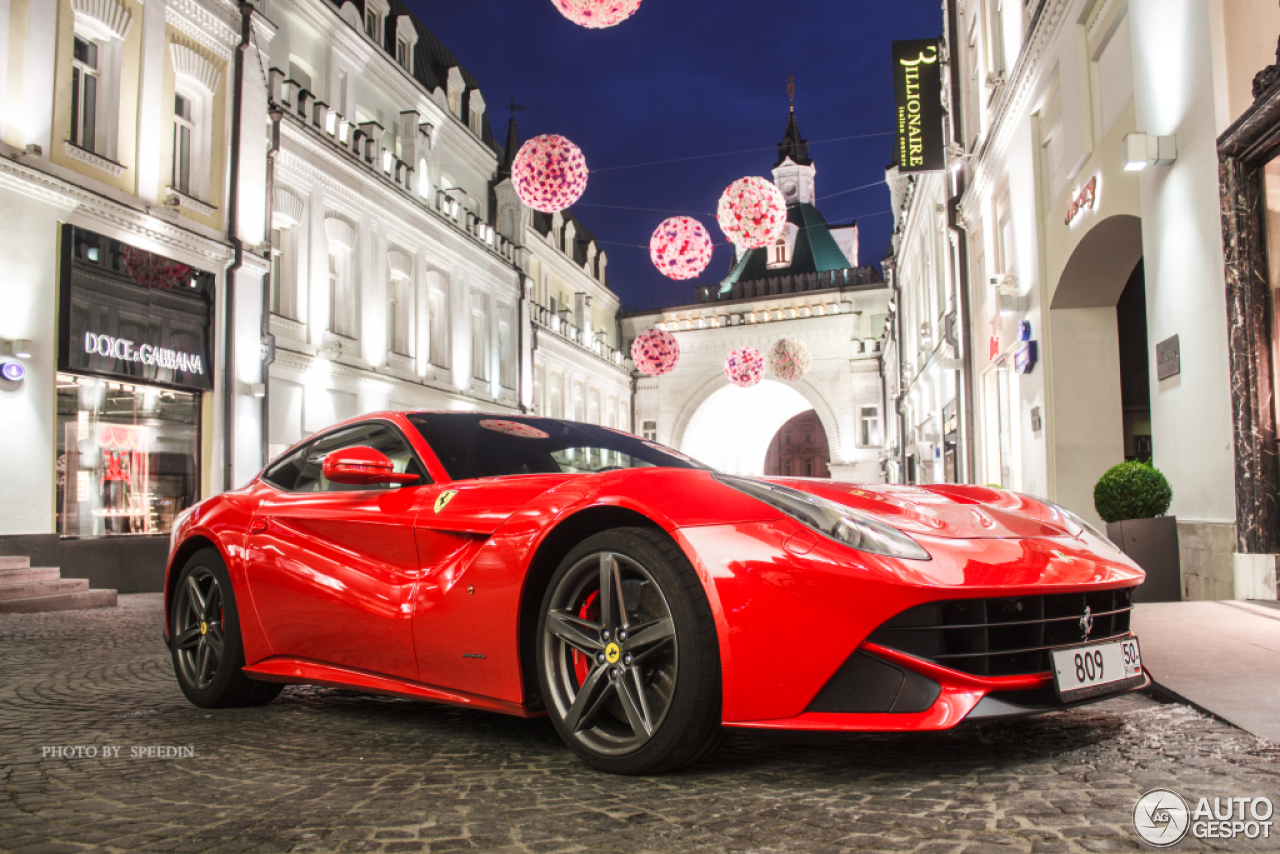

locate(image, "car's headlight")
[[1020, 493, 1113, 544], [715, 474, 930, 561], [1052, 502, 1111, 543]]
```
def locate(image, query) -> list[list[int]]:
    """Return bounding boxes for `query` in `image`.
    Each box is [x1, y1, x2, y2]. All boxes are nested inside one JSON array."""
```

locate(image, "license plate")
[[1051, 637, 1144, 702]]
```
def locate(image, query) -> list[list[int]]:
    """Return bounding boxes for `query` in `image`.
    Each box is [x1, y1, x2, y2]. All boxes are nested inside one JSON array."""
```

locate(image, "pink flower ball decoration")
[[649, 216, 715, 281], [725, 346, 766, 389], [631, 328, 680, 377], [512, 134, 589, 213], [767, 337, 812, 382], [716, 177, 787, 249], [550, 0, 641, 28]]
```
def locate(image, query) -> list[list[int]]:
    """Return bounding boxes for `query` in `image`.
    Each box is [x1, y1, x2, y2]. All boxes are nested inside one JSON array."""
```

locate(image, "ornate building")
[[910, 0, 1280, 600], [0, 0, 244, 592], [621, 106, 891, 482]]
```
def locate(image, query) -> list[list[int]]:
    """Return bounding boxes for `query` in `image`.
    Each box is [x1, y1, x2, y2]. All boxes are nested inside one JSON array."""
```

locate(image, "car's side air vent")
[[807, 651, 941, 714], [866, 588, 1136, 678]]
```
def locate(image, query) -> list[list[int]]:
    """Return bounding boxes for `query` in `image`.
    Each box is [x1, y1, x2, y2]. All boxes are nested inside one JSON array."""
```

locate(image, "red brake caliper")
[[573, 591, 599, 685]]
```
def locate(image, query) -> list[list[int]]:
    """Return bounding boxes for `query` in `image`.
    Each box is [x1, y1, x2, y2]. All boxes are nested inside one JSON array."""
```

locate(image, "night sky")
[[403, 0, 944, 309]]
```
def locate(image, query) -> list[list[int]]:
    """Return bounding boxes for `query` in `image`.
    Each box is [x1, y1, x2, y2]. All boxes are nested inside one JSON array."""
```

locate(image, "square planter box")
[[1106, 515, 1181, 603]]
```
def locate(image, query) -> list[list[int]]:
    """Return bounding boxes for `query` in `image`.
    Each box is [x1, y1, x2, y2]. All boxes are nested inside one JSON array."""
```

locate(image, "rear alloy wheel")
[[170, 548, 282, 708], [537, 527, 721, 774]]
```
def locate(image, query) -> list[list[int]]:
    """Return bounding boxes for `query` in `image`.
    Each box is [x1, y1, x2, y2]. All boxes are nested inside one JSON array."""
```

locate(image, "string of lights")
[[593, 208, 893, 252], [589, 131, 894, 173]]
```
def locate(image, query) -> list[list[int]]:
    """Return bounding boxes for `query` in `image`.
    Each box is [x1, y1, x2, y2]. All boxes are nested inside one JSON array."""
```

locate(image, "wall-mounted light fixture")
[[945, 143, 975, 174], [250, 383, 266, 398], [2, 339, 32, 358], [1123, 133, 1177, 170]]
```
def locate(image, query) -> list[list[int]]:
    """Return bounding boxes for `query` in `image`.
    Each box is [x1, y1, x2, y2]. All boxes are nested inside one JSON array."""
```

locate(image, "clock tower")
[[772, 77, 816, 205]]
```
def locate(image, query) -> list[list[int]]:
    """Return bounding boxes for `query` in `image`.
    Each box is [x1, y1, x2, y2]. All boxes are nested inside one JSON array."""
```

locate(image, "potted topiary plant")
[[1094, 461, 1180, 603]]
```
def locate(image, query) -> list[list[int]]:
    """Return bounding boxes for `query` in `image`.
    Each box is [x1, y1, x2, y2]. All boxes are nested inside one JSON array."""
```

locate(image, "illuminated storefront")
[[54, 226, 212, 540]]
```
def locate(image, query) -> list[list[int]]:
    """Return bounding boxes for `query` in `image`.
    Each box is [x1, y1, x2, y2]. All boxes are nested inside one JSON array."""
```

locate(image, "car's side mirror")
[[322, 446, 420, 486]]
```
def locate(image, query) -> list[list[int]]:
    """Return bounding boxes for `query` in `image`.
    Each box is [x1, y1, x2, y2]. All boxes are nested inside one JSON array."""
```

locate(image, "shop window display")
[[55, 374, 200, 537]]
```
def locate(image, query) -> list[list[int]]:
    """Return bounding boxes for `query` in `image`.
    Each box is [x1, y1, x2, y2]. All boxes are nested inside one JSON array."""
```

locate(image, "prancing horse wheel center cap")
[[605, 642, 620, 664], [200, 621, 208, 636]]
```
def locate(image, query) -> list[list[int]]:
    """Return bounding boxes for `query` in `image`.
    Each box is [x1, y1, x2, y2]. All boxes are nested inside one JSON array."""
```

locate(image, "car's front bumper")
[[722, 639, 1151, 732]]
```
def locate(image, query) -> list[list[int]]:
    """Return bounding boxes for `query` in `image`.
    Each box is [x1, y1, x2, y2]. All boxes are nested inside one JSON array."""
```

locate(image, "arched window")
[[169, 44, 222, 203], [772, 237, 788, 265]]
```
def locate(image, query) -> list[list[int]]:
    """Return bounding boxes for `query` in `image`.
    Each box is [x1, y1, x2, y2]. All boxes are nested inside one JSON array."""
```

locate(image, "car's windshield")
[[407, 414, 713, 481]]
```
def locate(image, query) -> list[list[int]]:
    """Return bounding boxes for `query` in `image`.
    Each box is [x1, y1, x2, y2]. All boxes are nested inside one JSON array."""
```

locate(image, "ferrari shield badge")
[[434, 490, 458, 514]]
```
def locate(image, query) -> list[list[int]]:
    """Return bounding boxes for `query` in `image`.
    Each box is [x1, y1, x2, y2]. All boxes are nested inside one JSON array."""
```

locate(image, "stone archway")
[[1048, 214, 1144, 525], [670, 372, 845, 466], [675, 373, 844, 478], [679, 379, 815, 475]]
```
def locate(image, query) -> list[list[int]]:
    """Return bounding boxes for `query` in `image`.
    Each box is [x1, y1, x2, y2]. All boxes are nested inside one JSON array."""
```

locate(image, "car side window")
[[262, 444, 309, 490], [272, 422, 428, 494]]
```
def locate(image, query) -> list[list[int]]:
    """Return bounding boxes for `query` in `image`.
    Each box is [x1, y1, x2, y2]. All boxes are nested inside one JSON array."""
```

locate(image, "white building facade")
[[0, 0, 253, 591], [260, 0, 528, 461], [939, 0, 1280, 599], [883, 166, 971, 487]]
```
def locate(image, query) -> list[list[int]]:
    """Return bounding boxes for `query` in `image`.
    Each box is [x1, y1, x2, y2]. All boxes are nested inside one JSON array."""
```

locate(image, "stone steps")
[[0, 589, 118, 615], [0, 567, 60, 585], [0, 557, 117, 615], [0, 578, 90, 601]]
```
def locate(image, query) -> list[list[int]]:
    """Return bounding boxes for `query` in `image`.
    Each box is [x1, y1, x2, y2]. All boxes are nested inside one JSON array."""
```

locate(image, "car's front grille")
[[866, 588, 1135, 677]]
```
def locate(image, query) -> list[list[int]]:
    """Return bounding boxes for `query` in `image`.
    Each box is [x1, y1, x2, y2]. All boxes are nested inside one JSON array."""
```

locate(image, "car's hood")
[[763, 479, 1077, 539]]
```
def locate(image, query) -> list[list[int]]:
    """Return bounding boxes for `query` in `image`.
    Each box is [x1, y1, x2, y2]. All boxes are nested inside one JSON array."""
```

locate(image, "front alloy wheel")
[[537, 527, 722, 774], [169, 547, 281, 708], [172, 564, 225, 691]]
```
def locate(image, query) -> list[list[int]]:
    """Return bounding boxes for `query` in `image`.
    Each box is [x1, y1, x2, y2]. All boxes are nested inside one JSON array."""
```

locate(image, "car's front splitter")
[[722, 640, 1151, 732]]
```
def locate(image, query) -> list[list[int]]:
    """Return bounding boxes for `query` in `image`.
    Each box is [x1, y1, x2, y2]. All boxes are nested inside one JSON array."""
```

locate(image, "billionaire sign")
[[893, 38, 945, 173]]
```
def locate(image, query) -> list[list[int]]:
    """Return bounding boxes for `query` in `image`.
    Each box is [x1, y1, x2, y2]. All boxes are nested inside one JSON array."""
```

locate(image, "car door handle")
[[249, 518, 270, 534]]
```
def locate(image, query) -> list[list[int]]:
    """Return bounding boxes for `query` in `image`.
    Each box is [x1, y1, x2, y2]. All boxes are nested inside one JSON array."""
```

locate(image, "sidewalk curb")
[[1141, 681, 1274, 744]]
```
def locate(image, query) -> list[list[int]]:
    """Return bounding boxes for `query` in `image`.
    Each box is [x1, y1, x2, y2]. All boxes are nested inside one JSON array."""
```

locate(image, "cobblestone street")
[[1, 595, 1277, 854]]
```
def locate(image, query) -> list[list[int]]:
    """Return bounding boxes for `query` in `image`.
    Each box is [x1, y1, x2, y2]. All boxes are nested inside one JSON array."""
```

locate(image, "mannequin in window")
[[101, 448, 132, 533]]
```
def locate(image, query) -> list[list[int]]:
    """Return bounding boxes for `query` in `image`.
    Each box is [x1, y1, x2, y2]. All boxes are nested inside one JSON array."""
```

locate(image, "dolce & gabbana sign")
[[58, 225, 215, 391], [82, 333, 206, 376], [893, 38, 945, 173]]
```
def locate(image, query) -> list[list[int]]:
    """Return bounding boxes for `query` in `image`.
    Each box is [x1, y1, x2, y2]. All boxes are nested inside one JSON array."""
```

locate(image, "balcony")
[[270, 73, 517, 267], [530, 302, 627, 371]]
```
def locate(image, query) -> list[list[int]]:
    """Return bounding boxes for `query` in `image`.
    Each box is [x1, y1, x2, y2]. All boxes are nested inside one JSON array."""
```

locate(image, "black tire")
[[169, 547, 282, 708], [536, 527, 722, 774]]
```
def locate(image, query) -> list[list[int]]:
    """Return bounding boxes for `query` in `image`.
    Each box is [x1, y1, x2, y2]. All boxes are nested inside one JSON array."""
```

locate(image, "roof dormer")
[[445, 66, 465, 118], [363, 0, 389, 47], [466, 88, 485, 137], [394, 15, 417, 73]]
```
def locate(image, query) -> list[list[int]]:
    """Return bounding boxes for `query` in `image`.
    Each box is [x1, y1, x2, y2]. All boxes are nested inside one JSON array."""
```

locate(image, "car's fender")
[[165, 487, 274, 664]]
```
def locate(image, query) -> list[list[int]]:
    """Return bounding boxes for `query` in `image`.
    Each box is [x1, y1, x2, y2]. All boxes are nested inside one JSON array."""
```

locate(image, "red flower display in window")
[[123, 245, 192, 290]]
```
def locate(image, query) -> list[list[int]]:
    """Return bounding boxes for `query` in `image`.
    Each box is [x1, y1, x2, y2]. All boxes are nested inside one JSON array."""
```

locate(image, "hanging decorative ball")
[[716, 177, 787, 249], [649, 216, 715, 281], [512, 134, 589, 213], [767, 337, 813, 382], [630, 328, 680, 377], [725, 346, 766, 389], [550, 0, 642, 28]]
